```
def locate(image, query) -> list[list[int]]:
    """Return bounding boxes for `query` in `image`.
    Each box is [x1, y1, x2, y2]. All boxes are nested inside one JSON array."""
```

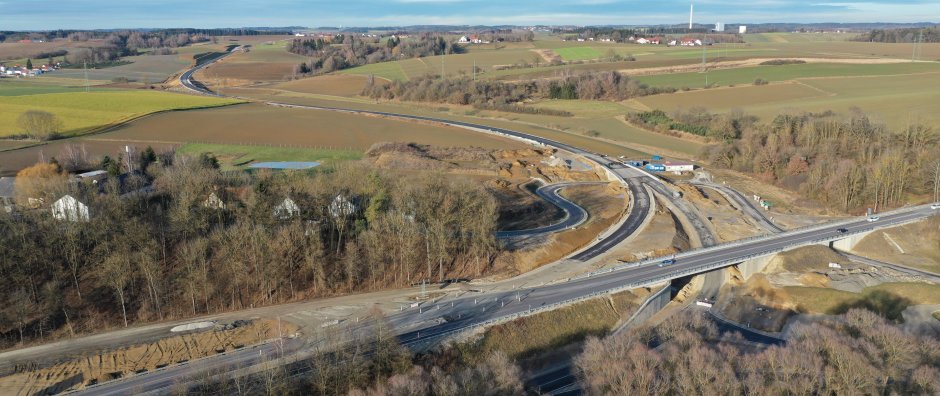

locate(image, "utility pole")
[[441, 55, 445, 78], [472, 60, 476, 81], [83, 60, 89, 93]]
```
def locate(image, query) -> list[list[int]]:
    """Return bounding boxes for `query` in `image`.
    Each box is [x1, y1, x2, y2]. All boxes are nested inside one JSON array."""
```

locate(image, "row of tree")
[[853, 26, 940, 43], [0, 154, 500, 348], [576, 309, 940, 395], [699, 108, 940, 212], [362, 71, 676, 107], [288, 34, 462, 75]]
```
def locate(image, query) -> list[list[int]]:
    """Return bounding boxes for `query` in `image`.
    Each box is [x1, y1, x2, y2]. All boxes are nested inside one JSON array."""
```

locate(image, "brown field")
[[0, 39, 109, 62], [0, 103, 525, 175], [271, 74, 375, 97], [200, 61, 295, 83]]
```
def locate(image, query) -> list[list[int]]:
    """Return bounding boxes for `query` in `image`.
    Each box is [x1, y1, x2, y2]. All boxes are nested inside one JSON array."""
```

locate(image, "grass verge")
[[455, 290, 640, 362]]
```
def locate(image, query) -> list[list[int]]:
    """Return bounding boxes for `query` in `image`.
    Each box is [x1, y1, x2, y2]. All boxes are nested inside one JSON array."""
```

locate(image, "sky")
[[1, 0, 937, 30]]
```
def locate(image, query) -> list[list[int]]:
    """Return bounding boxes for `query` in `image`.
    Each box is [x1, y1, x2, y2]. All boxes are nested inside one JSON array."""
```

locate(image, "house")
[[680, 38, 702, 46], [329, 194, 357, 218], [663, 162, 695, 173], [636, 37, 661, 45], [51, 195, 89, 222], [204, 192, 225, 210], [274, 197, 300, 219], [0, 177, 14, 212], [457, 36, 471, 44]]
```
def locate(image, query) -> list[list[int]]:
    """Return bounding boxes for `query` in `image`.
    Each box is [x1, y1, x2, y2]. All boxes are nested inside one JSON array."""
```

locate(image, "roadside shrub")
[[754, 78, 769, 85], [759, 59, 807, 66]]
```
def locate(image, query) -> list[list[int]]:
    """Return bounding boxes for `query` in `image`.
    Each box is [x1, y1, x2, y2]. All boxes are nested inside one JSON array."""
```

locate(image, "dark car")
[[836, 228, 848, 233], [658, 258, 676, 267]]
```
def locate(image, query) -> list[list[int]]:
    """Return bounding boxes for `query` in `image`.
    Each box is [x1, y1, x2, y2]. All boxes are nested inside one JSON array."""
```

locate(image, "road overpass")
[[70, 60, 940, 395]]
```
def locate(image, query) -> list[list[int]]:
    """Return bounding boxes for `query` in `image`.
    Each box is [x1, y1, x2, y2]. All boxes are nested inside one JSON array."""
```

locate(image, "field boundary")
[[0, 101, 245, 154]]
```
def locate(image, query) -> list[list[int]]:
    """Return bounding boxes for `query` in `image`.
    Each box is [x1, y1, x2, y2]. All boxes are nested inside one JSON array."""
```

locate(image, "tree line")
[[853, 26, 940, 43], [701, 107, 940, 211], [576, 309, 940, 395], [0, 153, 500, 348], [288, 33, 462, 75], [362, 71, 676, 110]]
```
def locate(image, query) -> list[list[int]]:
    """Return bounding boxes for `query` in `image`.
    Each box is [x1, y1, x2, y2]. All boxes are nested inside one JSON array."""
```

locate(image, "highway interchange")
[[66, 55, 940, 395]]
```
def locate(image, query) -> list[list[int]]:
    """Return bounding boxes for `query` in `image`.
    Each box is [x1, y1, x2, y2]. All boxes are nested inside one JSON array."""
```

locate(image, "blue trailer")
[[624, 160, 644, 167], [652, 155, 663, 161], [645, 164, 666, 172]]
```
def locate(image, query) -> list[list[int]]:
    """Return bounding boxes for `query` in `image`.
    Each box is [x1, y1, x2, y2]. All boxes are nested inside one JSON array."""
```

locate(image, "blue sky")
[[1, 0, 937, 30]]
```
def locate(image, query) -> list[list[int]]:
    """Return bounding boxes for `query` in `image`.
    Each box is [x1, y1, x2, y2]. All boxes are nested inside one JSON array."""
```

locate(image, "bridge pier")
[[829, 229, 874, 251]]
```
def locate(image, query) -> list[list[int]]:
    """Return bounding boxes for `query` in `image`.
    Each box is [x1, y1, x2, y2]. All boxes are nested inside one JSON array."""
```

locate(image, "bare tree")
[[17, 110, 63, 141]]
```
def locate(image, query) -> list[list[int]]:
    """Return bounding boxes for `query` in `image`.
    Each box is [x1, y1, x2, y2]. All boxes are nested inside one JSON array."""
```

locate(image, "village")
[[0, 59, 60, 77]]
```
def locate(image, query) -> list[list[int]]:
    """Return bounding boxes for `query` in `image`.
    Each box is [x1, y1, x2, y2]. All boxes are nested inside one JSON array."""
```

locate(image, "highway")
[[68, 60, 940, 395], [496, 182, 599, 239]]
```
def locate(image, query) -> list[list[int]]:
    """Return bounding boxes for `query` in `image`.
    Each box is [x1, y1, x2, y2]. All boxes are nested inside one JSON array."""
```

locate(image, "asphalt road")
[[695, 182, 782, 233], [496, 182, 599, 239], [72, 63, 940, 395]]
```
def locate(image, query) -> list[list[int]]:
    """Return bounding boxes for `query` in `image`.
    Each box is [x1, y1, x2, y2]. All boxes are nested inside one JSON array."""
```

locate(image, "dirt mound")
[[765, 245, 849, 273], [0, 319, 295, 395]]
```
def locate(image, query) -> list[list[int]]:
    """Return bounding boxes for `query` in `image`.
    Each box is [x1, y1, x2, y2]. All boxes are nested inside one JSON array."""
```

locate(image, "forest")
[[679, 107, 940, 212], [288, 34, 461, 75], [0, 153, 500, 348], [575, 309, 940, 395], [362, 71, 675, 108]]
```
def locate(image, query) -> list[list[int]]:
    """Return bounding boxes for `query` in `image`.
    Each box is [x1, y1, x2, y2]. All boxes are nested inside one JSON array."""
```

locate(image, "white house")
[[51, 195, 89, 222], [204, 192, 225, 210], [457, 36, 471, 44], [274, 197, 301, 219], [739, 25, 748, 34], [329, 194, 357, 218]]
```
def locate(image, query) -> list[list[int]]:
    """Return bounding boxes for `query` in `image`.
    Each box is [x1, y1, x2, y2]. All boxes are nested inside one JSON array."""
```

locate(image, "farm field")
[[635, 70, 940, 129], [199, 40, 306, 83], [46, 54, 191, 83], [217, 88, 652, 158], [0, 90, 241, 137], [176, 143, 361, 170], [0, 102, 524, 175], [0, 79, 107, 96], [553, 47, 603, 61], [270, 74, 373, 97], [0, 39, 110, 61], [635, 61, 940, 89], [340, 48, 541, 81]]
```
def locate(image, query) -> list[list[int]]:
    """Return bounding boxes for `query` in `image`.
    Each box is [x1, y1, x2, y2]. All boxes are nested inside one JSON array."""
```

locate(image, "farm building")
[[664, 162, 695, 173], [51, 195, 89, 222], [274, 197, 301, 219]]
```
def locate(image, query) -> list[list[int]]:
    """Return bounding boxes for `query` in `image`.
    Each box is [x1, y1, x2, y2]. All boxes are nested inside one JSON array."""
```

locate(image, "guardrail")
[[572, 205, 933, 281]]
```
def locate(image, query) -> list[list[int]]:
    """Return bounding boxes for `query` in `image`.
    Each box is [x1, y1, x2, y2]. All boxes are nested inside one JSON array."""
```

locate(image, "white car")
[[867, 216, 880, 222], [931, 203, 940, 210]]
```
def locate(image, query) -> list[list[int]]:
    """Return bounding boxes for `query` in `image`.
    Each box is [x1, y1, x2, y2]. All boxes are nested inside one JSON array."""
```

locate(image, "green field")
[[177, 143, 361, 170], [636, 66, 940, 129], [0, 79, 108, 96], [635, 62, 940, 89], [554, 47, 603, 61], [0, 90, 241, 137]]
